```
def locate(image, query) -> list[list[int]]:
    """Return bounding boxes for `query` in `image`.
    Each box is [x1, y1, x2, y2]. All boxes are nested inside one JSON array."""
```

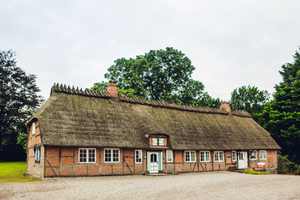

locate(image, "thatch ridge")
[[51, 83, 110, 98], [50, 83, 251, 118], [28, 86, 280, 150]]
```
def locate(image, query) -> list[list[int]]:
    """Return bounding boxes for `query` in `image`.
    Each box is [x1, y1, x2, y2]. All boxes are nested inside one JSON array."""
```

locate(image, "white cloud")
[[1, 0, 300, 102]]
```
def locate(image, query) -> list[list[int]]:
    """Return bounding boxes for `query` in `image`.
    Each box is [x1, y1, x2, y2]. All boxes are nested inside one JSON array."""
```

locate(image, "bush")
[[244, 168, 269, 175], [278, 155, 298, 174]]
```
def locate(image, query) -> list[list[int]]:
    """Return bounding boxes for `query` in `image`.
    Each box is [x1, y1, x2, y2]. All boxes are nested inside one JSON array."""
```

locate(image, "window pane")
[[113, 149, 119, 162], [232, 151, 236, 161], [205, 152, 210, 161], [136, 150, 142, 163], [159, 138, 165, 146], [89, 149, 95, 162], [167, 150, 172, 162], [152, 138, 157, 145], [260, 150, 266, 159], [239, 152, 244, 160], [105, 149, 111, 162], [80, 149, 87, 162], [185, 152, 190, 162], [200, 152, 204, 161], [191, 151, 195, 161], [34, 148, 37, 161], [32, 122, 35, 135], [215, 152, 219, 162], [219, 152, 223, 161]]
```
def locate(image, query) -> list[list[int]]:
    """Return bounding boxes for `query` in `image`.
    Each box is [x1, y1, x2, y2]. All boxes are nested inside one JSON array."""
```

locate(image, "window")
[[79, 148, 96, 163], [185, 151, 196, 162], [260, 150, 267, 160], [166, 150, 173, 162], [135, 150, 142, 163], [34, 146, 40, 163], [32, 122, 36, 135], [159, 138, 165, 146], [152, 138, 158, 146], [232, 151, 237, 161], [250, 150, 257, 160], [214, 151, 224, 162], [104, 149, 120, 163], [200, 151, 210, 162]]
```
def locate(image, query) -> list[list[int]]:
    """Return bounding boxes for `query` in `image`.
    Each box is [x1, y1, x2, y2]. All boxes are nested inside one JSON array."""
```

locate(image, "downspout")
[[237, 151, 239, 169]]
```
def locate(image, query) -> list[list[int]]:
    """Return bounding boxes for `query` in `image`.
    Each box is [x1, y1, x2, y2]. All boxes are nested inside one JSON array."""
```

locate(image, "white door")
[[238, 151, 248, 169], [149, 153, 159, 173]]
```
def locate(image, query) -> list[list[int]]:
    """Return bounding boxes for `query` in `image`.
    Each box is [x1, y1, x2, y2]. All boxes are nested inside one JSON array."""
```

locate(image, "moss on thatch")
[[27, 84, 280, 150]]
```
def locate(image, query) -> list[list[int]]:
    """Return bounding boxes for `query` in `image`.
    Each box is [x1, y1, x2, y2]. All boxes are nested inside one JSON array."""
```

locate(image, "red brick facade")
[[27, 120, 44, 178], [42, 146, 277, 177], [27, 120, 278, 178]]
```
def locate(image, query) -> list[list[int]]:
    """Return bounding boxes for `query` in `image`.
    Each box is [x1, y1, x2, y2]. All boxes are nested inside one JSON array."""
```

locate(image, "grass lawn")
[[0, 162, 39, 182]]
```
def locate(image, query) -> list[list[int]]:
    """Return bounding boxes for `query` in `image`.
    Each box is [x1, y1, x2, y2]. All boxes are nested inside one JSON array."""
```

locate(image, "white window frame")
[[135, 150, 142, 163], [250, 150, 257, 160], [34, 146, 40, 163], [259, 150, 267, 160], [232, 151, 237, 161], [32, 122, 36, 135], [78, 148, 96, 163], [166, 150, 173, 162], [214, 151, 224, 162], [159, 138, 165, 146], [104, 148, 120, 163], [185, 151, 196, 162], [200, 151, 210, 162], [152, 138, 158, 146]]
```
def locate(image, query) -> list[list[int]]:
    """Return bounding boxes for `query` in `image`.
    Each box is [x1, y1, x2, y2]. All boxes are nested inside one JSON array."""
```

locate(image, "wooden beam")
[[124, 158, 133, 174], [73, 148, 75, 176], [59, 147, 61, 176], [192, 163, 197, 171], [46, 158, 57, 176], [199, 162, 204, 171]]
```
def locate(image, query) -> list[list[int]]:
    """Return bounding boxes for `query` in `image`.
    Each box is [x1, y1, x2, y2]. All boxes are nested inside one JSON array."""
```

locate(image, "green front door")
[[147, 151, 162, 173], [150, 153, 159, 173]]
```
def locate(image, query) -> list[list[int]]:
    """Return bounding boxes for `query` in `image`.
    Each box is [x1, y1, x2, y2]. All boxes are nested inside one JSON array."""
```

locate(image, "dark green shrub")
[[278, 155, 297, 174]]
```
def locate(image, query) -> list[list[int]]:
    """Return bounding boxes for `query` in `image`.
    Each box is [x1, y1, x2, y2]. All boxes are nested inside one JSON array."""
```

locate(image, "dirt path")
[[0, 171, 299, 199]]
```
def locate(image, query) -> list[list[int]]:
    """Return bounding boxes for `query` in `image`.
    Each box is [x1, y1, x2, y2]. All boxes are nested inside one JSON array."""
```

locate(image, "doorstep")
[[147, 173, 169, 176]]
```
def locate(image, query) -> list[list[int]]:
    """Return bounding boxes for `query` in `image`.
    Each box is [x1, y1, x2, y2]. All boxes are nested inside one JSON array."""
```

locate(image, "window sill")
[[104, 162, 121, 164], [78, 162, 97, 164], [200, 161, 211, 163]]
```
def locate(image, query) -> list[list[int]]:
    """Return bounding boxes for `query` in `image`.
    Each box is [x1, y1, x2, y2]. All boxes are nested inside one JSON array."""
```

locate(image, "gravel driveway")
[[0, 171, 299, 200]]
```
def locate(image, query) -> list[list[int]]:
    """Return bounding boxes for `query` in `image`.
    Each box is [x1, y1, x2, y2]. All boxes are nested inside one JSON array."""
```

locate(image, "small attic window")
[[32, 122, 36, 135], [150, 135, 168, 147]]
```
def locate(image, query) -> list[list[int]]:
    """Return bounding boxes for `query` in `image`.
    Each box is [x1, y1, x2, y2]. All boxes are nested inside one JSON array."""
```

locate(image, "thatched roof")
[[28, 84, 280, 150]]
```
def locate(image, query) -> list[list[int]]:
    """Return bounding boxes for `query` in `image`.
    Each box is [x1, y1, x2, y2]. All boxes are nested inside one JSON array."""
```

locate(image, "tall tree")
[[0, 50, 43, 161], [102, 47, 210, 105], [259, 47, 300, 163], [230, 85, 270, 121]]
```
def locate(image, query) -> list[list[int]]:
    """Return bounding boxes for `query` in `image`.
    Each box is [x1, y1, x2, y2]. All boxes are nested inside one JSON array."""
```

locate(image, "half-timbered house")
[[26, 83, 280, 178]]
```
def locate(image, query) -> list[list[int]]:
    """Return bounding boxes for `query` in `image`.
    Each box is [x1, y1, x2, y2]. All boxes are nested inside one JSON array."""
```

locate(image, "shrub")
[[244, 168, 269, 175], [278, 155, 297, 174]]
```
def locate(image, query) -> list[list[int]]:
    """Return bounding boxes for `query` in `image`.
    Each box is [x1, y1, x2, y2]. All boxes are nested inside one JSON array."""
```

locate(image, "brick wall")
[[40, 147, 279, 178], [27, 120, 43, 178], [44, 147, 149, 177]]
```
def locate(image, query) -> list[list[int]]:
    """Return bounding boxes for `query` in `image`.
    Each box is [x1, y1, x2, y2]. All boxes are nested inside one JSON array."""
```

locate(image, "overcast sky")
[[1, 0, 300, 102]]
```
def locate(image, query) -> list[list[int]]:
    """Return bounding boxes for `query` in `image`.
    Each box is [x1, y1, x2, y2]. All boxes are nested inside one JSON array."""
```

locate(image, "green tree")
[[89, 81, 137, 97], [102, 47, 210, 105], [0, 50, 43, 161], [260, 47, 300, 163], [230, 85, 270, 121]]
